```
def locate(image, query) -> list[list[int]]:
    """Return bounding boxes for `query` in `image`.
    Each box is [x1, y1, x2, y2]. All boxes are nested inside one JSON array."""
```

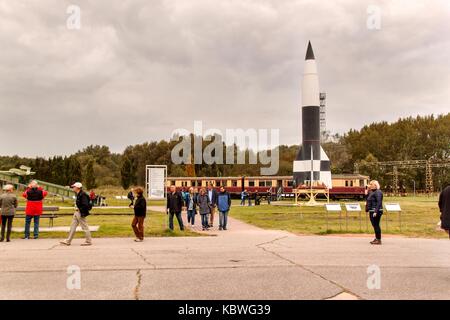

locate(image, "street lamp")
[[412, 180, 416, 197]]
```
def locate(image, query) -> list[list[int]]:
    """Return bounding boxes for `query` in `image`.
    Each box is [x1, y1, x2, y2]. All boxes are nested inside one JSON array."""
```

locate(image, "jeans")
[[66, 212, 92, 244], [240, 198, 245, 206], [132, 216, 145, 240], [369, 210, 383, 240], [1, 216, 14, 241], [219, 210, 229, 229], [169, 212, 184, 231], [187, 210, 196, 225], [24, 215, 40, 238], [201, 214, 209, 229]]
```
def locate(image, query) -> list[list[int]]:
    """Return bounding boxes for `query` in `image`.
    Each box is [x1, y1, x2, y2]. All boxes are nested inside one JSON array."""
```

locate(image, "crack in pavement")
[[256, 236, 364, 300], [131, 248, 157, 269], [0, 264, 298, 274], [134, 269, 142, 300]]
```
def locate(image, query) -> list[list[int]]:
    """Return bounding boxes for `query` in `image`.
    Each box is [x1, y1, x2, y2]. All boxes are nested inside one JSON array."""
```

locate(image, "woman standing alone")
[[366, 180, 384, 245], [131, 187, 147, 242]]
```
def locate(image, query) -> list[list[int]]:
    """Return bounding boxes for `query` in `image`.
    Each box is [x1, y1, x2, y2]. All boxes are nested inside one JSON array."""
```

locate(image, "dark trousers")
[[369, 211, 382, 240], [201, 214, 209, 229], [187, 210, 196, 225], [169, 212, 184, 231], [1, 216, 14, 241], [132, 216, 145, 240], [219, 210, 229, 229], [24, 215, 40, 238]]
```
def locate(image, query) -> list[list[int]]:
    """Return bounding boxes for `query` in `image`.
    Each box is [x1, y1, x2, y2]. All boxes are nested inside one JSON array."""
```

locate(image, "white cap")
[[71, 182, 83, 188], [3, 184, 13, 191]]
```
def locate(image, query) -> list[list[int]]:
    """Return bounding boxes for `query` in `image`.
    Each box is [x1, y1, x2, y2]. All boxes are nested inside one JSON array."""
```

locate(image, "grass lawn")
[[7, 211, 201, 239], [230, 196, 447, 239]]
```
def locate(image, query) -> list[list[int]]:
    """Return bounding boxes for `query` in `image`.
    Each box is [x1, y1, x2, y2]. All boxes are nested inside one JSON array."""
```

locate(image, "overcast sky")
[[0, 0, 449, 157]]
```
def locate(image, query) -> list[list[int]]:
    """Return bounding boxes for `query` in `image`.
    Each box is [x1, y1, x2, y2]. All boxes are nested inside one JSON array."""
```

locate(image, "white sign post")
[[344, 203, 363, 232], [325, 204, 342, 231], [145, 165, 167, 200], [384, 203, 402, 231]]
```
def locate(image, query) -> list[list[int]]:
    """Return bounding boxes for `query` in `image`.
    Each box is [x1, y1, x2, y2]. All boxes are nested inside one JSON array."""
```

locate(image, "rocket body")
[[293, 42, 332, 188]]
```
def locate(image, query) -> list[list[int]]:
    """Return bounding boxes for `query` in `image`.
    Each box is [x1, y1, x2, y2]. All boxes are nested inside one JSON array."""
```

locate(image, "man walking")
[[60, 182, 92, 246], [439, 182, 450, 238], [166, 185, 184, 231], [217, 187, 231, 231], [23, 180, 48, 239], [207, 183, 218, 227]]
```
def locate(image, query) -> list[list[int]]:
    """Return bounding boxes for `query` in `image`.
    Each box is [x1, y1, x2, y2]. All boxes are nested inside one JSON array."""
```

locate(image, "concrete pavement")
[[0, 211, 449, 300]]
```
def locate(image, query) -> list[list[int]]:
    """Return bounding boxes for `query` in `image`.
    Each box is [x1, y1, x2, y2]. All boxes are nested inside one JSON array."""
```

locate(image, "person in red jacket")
[[22, 180, 48, 239]]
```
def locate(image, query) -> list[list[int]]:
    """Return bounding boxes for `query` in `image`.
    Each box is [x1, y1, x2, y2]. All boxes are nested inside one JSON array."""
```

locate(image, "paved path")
[[0, 208, 449, 300]]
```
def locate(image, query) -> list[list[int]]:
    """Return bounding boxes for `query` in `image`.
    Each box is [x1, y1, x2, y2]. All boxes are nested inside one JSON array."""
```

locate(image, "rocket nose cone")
[[305, 41, 315, 60]]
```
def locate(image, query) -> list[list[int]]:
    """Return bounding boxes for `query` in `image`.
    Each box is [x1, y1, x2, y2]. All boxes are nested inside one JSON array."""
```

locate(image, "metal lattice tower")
[[392, 166, 398, 194], [354, 158, 450, 194], [425, 161, 433, 194]]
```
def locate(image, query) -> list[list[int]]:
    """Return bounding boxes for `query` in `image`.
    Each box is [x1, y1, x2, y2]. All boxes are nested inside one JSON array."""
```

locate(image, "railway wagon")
[[166, 174, 369, 200]]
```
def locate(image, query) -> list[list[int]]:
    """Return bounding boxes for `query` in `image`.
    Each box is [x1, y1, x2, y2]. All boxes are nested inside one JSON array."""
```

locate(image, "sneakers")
[[134, 238, 143, 242], [80, 242, 92, 246], [60, 240, 71, 246], [370, 239, 382, 245]]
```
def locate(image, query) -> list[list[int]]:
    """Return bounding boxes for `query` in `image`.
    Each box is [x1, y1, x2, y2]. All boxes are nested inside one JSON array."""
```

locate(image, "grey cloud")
[[0, 0, 448, 156]]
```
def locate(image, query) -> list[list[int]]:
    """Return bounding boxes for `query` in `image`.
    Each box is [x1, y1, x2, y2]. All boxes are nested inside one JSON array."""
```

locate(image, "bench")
[[13, 207, 60, 227]]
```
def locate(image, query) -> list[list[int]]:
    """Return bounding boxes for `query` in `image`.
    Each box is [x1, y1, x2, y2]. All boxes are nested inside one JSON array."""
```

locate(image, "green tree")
[[85, 160, 97, 189], [120, 157, 134, 190]]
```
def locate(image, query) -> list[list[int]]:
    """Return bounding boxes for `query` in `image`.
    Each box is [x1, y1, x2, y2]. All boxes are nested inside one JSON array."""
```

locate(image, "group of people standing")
[[0, 181, 48, 242], [1, 178, 449, 245], [167, 183, 232, 231]]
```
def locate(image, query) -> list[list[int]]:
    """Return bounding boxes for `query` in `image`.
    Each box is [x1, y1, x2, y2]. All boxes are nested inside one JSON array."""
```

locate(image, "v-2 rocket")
[[293, 41, 332, 189]]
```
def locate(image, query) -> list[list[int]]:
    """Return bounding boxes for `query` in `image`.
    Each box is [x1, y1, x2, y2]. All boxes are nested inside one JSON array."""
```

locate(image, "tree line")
[[0, 113, 448, 191]]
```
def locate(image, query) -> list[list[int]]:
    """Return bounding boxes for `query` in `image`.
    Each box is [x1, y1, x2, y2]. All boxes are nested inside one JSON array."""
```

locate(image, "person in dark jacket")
[[217, 187, 231, 231], [197, 188, 211, 231], [131, 187, 147, 242], [22, 180, 48, 239], [365, 180, 384, 245], [439, 183, 450, 238], [207, 183, 218, 227], [185, 187, 197, 227], [60, 182, 92, 246], [0, 185, 18, 242], [166, 185, 184, 231], [127, 189, 135, 207]]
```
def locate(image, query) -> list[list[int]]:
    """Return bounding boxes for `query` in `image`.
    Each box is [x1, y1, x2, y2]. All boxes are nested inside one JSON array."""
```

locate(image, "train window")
[[287, 180, 293, 187], [232, 180, 238, 187], [249, 180, 255, 187], [259, 181, 265, 187], [345, 180, 354, 187], [170, 180, 176, 186], [359, 179, 364, 187], [198, 181, 202, 187], [182, 181, 188, 187], [215, 180, 221, 187], [223, 180, 228, 187], [266, 181, 272, 187]]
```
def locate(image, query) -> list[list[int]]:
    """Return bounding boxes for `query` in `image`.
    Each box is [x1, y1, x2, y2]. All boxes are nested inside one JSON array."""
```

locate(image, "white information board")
[[385, 203, 401, 212], [325, 204, 342, 211], [145, 165, 167, 200], [345, 203, 362, 212]]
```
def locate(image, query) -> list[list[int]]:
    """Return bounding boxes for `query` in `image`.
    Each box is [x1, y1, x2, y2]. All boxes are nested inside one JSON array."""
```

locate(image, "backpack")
[[85, 192, 93, 211]]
